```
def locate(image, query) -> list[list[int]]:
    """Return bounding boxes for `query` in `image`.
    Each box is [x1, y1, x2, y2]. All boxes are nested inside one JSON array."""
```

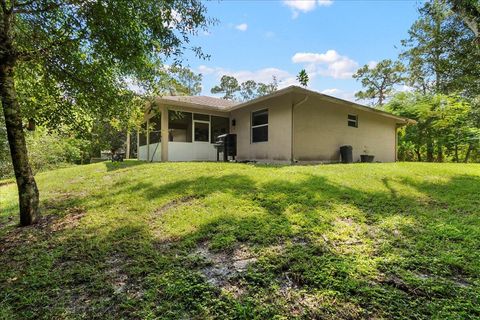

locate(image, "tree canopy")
[[211, 75, 279, 101], [0, 0, 213, 225], [353, 59, 405, 106], [354, 0, 480, 162]]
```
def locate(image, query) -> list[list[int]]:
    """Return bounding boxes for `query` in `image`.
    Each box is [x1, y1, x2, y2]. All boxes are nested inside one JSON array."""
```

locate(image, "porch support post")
[[137, 129, 140, 160], [146, 119, 150, 161], [125, 132, 130, 159], [160, 104, 169, 161]]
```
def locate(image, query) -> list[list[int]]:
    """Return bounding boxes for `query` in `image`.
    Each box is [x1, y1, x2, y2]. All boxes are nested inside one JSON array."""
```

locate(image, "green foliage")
[[400, 0, 480, 96], [0, 126, 90, 179], [386, 92, 480, 162], [211, 75, 278, 101], [1, 0, 213, 171], [296, 69, 309, 87], [148, 66, 203, 97], [210, 75, 241, 100], [353, 59, 405, 106], [352, 0, 480, 163], [448, 0, 480, 42], [1, 162, 480, 318]]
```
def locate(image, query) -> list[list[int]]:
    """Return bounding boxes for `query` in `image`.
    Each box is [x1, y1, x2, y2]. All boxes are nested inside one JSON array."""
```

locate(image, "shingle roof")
[[158, 95, 238, 111], [154, 87, 413, 124]]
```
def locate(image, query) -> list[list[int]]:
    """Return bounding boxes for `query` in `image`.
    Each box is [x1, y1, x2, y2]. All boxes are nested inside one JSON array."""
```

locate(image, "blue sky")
[[182, 0, 422, 101]]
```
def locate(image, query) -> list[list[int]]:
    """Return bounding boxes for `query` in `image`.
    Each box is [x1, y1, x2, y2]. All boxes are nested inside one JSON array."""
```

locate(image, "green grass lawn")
[[1, 161, 479, 319]]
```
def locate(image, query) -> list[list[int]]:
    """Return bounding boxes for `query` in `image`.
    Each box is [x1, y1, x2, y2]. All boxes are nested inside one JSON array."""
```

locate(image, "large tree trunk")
[[454, 144, 459, 163], [426, 137, 434, 162], [436, 143, 443, 162], [0, 62, 39, 226], [464, 143, 474, 163], [415, 148, 422, 162]]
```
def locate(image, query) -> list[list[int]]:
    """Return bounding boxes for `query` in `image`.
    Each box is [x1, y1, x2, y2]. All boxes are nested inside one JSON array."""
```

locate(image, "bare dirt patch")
[[104, 254, 144, 299], [277, 281, 364, 319], [0, 206, 86, 253], [193, 243, 257, 288], [414, 272, 471, 288]]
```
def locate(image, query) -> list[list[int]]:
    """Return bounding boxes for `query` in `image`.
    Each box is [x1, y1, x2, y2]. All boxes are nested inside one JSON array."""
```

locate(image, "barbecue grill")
[[213, 133, 237, 162]]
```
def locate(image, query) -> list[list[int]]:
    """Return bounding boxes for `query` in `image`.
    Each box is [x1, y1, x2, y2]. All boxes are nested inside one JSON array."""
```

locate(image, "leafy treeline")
[[354, 0, 480, 162], [0, 0, 212, 225], [211, 75, 279, 101]]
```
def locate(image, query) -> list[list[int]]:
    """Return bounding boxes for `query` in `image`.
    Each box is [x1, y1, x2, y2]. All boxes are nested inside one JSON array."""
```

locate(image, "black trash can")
[[340, 145, 353, 163]]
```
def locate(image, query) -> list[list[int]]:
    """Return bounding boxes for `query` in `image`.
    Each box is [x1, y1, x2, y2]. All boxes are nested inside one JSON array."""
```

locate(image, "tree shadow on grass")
[[103, 160, 150, 172], [1, 170, 479, 319]]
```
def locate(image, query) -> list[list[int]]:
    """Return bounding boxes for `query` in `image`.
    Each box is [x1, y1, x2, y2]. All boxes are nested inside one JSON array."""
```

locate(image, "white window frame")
[[347, 114, 358, 128], [251, 108, 268, 143]]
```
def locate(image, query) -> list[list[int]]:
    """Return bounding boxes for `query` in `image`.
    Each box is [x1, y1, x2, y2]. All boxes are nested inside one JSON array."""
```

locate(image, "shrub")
[[0, 126, 90, 179]]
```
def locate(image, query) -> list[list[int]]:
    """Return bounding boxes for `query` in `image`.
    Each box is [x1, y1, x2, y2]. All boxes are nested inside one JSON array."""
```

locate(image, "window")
[[168, 110, 192, 142], [348, 114, 358, 128], [211, 116, 229, 143], [252, 109, 268, 143]]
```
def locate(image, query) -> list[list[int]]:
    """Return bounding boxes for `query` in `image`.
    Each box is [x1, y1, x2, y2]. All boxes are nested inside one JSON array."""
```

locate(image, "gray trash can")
[[340, 145, 353, 163]]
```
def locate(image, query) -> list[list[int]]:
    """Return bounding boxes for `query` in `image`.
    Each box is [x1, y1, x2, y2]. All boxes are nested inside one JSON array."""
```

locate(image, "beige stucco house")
[[135, 86, 411, 163]]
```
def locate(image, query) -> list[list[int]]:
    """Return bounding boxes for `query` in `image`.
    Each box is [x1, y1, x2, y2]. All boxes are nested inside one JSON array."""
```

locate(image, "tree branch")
[[0, 0, 7, 13], [14, 2, 62, 14]]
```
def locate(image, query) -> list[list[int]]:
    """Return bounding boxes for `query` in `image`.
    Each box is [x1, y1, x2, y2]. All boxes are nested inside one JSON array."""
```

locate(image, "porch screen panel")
[[149, 113, 161, 143], [194, 122, 209, 142], [211, 116, 229, 143], [168, 110, 192, 142], [139, 122, 147, 146]]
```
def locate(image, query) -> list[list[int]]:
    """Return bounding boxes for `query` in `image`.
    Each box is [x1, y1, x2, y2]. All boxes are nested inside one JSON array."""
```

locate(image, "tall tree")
[[172, 67, 203, 96], [210, 75, 240, 100], [353, 59, 405, 106], [296, 69, 309, 87], [240, 80, 258, 101], [256, 76, 278, 96], [0, 0, 211, 226], [401, 0, 480, 97], [149, 66, 203, 96], [211, 75, 279, 101], [448, 0, 480, 44]]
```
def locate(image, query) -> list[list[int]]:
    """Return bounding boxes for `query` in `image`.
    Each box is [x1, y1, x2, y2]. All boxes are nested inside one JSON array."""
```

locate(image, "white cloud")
[[264, 31, 275, 38], [318, 0, 333, 6], [224, 67, 293, 86], [283, 0, 333, 18], [321, 88, 356, 102], [235, 23, 248, 31], [283, 0, 317, 12], [321, 88, 341, 95], [197, 65, 299, 89], [198, 65, 217, 75], [396, 84, 414, 92], [292, 50, 358, 79], [367, 60, 378, 68]]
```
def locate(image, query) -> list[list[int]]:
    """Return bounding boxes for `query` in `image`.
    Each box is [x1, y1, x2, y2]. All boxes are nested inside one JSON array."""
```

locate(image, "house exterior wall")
[[230, 95, 293, 162], [293, 96, 398, 162]]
